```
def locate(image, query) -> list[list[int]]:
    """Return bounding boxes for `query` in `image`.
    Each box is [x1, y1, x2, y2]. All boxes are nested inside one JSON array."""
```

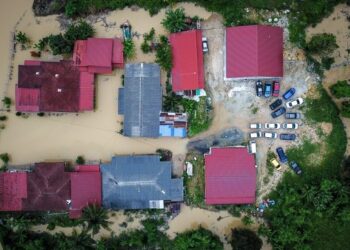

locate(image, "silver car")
[[282, 123, 299, 129], [250, 131, 262, 138], [250, 123, 262, 129], [263, 132, 278, 139], [264, 123, 281, 129]]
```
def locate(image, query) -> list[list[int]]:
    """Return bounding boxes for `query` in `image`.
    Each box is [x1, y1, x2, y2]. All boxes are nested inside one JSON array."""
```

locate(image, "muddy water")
[[0, 2, 212, 164]]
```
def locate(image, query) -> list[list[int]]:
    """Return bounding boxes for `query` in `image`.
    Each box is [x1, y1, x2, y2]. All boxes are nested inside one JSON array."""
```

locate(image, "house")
[[69, 165, 102, 218], [204, 147, 256, 205], [225, 25, 283, 79], [169, 30, 205, 95], [101, 155, 183, 209], [159, 112, 187, 138], [73, 38, 124, 74], [118, 63, 162, 138], [16, 60, 94, 112]]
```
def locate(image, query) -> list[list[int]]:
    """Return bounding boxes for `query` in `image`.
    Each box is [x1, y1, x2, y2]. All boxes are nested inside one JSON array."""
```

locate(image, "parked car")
[[263, 132, 278, 139], [289, 161, 302, 175], [280, 133, 296, 141], [285, 112, 302, 119], [264, 123, 281, 129], [282, 123, 299, 129], [248, 140, 257, 154], [270, 158, 281, 170], [202, 37, 209, 53], [282, 88, 296, 100], [276, 147, 288, 163], [272, 81, 280, 97], [269, 98, 283, 110], [250, 131, 262, 138], [264, 82, 272, 98], [250, 123, 262, 129], [256, 81, 263, 97], [271, 107, 286, 118], [286, 97, 304, 108]]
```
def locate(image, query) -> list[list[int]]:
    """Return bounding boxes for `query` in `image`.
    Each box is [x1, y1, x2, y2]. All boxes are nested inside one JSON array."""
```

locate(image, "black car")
[[280, 133, 296, 141], [276, 147, 288, 163], [271, 107, 286, 118], [289, 161, 302, 175], [269, 98, 283, 110], [285, 112, 302, 119], [256, 81, 263, 97]]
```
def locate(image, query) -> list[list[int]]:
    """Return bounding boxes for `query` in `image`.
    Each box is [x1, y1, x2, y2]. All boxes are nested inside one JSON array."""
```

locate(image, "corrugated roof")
[[79, 72, 94, 111], [70, 171, 102, 218], [0, 172, 27, 211], [169, 30, 205, 91], [15, 87, 40, 112], [226, 25, 283, 78], [121, 63, 162, 138], [101, 155, 183, 209], [205, 147, 256, 205], [112, 38, 124, 67]]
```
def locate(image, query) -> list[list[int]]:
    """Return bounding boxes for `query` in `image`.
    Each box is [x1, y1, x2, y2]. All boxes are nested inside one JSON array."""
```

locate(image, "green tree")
[[321, 56, 334, 70], [161, 8, 187, 33], [123, 39, 136, 60], [64, 21, 94, 43], [341, 101, 350, 118], [155, 35, 172, 72], [231, 228, 262, 250], [173, 227, 223, 250], [47, 34, 71, 55], [16, 31, 31, 49], [82, 204, 111, 235], [76, 155, 85, 165], [0, 153, 10, 164], [330, 80, 350, 98], [2, 97, 12, 109], [56, 230, 95, 250], [306, 33, 338, 56], [34, 37, 49, 51], [0, 115, 7, 121]]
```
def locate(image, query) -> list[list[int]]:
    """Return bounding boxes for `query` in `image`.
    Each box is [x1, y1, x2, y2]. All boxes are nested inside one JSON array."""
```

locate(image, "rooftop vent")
[[35, 71, 40, 75], [57, 88, 62, 93], [55, 74, 59, 78]]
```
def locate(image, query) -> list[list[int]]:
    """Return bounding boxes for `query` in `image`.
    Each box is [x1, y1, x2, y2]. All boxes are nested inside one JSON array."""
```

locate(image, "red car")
[[273, 81, 280, 97]]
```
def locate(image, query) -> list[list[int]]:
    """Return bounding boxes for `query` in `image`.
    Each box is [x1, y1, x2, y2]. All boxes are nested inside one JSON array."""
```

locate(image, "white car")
[[264, 123, 281, 129], [263, 132, 278, 139], [282, 123, 299, 129], [202, 37, 208, 53], [248, 140, 257, 154], [286, 97, 304, 108], [249, 131, 262, 138], [250, 123, 262, 129]]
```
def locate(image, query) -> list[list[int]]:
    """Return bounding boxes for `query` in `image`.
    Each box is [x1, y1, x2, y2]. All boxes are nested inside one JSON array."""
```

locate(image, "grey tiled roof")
[[101, 155, 183, 209], [119, 63, 162, 137]]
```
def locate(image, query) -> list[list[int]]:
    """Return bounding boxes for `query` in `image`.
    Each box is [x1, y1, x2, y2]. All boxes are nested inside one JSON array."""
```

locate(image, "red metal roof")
[[112, 38, 124, 68], [75, 164, 100, 172], [169, 30, 205, 91], [69, 171, 102, 218], [15, 87, 40, 112], [79, 72, 94, 111], [22, 162, 71, 211], [0, 172, 27, 211], [226, 25, 283, 78], [205, 147, 256, 205]]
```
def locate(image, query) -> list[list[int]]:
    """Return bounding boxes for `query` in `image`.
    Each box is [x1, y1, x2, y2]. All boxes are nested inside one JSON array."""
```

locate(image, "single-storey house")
[[101, 155, 183, 209], [205, 147, 256, 205], [16, 60, 94, 112], [159, 112, 187, 138], [225, 25, 283, 79], [118, 63, 162, 138], [169, 30, 205, 95]]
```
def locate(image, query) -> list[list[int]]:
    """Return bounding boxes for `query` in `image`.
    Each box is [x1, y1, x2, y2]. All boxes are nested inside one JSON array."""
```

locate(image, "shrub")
[[34, 37, 49, 51], [341, 101, 350, 118], [161, 8, 187, 33], [2, 97, 11, 109], [330, 80, 350, 98], [0, 116, 7, 121], [242, 215, 253, 226], [155, 36, 172, 72], [306, 33, 338, 56], [231, 228, 262, 250], [64, 21, 94, 43], [156, 149, 172, 161], [321, 56, 335, 70], [30, 51, 41, 57], [47, 34, 71, 55], [16, 31, 31, 49], [76, 155, 85, 165], [37, 112, 45, 117], [0, 153, 10, 164], [123, 39, 136, 60], [15, 112, 22, 116]]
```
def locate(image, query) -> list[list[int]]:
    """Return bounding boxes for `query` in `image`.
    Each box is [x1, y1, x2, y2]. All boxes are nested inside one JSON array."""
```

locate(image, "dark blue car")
[[282, 88, 296, 100], [264, 82, 272, 98], [289, 161, 302, 175], [280, 133, 296, 141], [276, 147, 288, 163], [269, 98, 283, 110], [271, 107, 286, 118]]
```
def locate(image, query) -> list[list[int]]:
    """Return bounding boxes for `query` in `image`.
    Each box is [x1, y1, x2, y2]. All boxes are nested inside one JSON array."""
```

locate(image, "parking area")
[[201, 15, 319, 201]]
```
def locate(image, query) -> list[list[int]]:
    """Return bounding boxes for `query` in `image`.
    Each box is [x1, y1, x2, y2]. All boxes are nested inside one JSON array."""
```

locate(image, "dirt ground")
[[200, 14, 319, 201]]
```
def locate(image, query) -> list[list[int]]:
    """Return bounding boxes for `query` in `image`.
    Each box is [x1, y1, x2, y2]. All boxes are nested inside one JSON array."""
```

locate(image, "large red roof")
[[226, 25, 283, 78], [169, 30, 204, 92], [69, 167, 102, 218], [22, 162, 71, 211], [205, 147, 256, 205], [16, 60, 94, 112], [0, 172, 27, 211]]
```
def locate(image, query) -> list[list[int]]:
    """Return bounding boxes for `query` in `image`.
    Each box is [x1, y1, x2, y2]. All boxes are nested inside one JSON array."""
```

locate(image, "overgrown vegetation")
[[141, 27, 156, 54], [330, 80, 350, 98], [184, 97, 212, 137], [155, 35, 172, 72], [183, 152, 205, 207], [262, 86, 350, 249], [123, 39, 136, 60]]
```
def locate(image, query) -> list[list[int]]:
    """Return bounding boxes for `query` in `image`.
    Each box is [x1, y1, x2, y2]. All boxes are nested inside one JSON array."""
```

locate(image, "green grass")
[[183, 153, 205, 207]]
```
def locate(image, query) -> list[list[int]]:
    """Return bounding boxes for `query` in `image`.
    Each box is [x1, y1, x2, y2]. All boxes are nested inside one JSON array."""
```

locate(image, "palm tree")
[[82, 204, 111, 235], [161, 8, 187, 33]]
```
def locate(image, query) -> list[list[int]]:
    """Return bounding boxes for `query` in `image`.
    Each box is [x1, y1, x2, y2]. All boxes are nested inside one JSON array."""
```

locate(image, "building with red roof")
[[204, 147, 256, 205], [69, 165, 102, 218], [169, 30, 204, 93], [16, 60, 94, 112], [0, 172, 27, 211], [73, 38, 124, 74], [225, 25, 283, 79]]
